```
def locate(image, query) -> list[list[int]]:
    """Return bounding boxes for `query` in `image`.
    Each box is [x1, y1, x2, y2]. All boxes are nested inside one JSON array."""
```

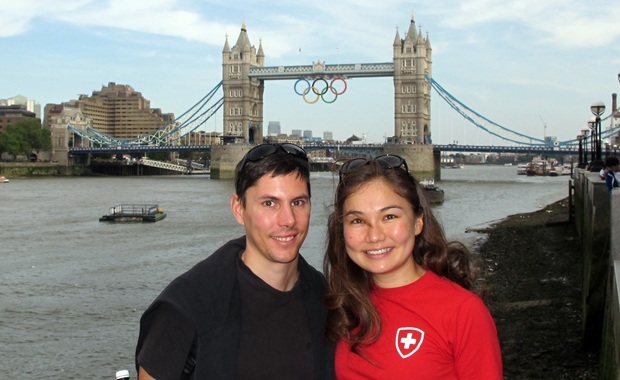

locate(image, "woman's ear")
[[414, 216, 424, 236]]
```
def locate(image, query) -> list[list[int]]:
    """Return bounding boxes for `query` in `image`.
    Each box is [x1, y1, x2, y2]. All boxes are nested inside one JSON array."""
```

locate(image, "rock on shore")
[[475, 198, 598, 379]]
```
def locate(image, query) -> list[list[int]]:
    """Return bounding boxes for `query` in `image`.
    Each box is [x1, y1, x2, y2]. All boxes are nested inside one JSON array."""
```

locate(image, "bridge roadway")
[[68, 143, 579, 156]]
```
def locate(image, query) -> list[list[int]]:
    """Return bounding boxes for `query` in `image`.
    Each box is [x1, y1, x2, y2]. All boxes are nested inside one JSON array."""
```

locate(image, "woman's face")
[[342, 178, 424, 288]]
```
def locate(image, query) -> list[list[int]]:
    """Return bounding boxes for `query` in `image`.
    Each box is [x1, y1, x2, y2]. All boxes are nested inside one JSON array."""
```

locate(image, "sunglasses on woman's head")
[[339, 154, 410, 181]]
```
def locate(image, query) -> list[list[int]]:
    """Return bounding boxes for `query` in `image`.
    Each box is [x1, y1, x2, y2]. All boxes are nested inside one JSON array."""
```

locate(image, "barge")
[[419, 178, 445, 204], [99, 204, 167, 223]]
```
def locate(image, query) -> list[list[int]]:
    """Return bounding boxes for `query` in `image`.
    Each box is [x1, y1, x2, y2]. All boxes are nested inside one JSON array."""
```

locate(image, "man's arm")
[[138, 366, 156, 380], [136, 303, 196, 379]]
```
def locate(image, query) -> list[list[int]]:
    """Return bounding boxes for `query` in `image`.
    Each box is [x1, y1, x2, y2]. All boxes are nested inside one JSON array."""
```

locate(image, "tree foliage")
[[0, 119, 51, 158]]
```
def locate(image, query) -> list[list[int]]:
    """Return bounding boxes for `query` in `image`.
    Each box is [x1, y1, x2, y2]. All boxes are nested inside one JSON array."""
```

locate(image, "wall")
[[0, 162, 89, 177], [598, 191, 620, 380], [573, 169, 620, 379]]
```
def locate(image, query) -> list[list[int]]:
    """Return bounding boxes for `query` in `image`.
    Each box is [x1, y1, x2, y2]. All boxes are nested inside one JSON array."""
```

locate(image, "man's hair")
[[234, 148, 310, 204], [604, 156, 619, 168]]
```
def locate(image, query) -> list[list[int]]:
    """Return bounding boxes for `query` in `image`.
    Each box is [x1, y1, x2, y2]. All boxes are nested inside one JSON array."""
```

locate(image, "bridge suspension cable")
[[425, 74, 548, 146]]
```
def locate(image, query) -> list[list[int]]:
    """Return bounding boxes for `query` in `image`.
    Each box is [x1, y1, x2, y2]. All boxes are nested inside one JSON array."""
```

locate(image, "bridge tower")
[[392, 15, 432, 144], [221, 23, 265, 144]]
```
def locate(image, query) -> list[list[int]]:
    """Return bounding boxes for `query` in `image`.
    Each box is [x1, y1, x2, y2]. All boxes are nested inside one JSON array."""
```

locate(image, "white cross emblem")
[[395, 327, 424, 358]]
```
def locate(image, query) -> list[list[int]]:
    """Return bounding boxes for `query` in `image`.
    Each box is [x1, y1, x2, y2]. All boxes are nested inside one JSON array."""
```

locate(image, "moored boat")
[[1, 175, 9, 183], [99, 204, 167, 223], [419, 178, 445, 204]]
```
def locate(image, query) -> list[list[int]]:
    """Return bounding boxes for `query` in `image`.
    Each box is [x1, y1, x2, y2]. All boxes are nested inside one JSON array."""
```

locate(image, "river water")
[[0, 165, 571, 378]]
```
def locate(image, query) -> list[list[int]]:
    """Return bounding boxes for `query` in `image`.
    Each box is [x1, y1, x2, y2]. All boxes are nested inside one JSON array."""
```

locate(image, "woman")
[[324, 155, 502, 379]]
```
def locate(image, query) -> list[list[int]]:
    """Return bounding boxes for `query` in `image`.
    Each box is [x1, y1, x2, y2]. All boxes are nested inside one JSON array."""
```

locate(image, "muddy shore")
[[474, 198, 599, 379]]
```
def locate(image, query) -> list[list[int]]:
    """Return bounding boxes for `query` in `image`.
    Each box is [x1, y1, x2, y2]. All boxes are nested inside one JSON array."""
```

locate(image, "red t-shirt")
[[335, 271, 503, 380]]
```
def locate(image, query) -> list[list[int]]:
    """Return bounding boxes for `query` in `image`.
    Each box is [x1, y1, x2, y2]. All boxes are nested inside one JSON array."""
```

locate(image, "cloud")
[[430, 0, 620, 49]]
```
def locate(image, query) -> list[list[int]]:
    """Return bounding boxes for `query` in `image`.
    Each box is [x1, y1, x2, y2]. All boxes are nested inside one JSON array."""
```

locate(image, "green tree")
[[0, 119, 51, 159]]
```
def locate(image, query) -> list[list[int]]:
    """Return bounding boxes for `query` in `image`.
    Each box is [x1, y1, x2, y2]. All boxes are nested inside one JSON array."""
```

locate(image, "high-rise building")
[[1, 95, 41, 119], [291, 129, 302, 137], [323, 131, 333, 141], [303, 130, 312, 139], [0, 104, 38, 132], [267, 121, 281, 136], [74, 82, 174, 140]]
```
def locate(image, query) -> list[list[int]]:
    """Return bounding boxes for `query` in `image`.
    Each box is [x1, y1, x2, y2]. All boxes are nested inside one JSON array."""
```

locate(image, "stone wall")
[[599, 191, 620, 379], [0, 162, 89, 177], [573, 169, 620, 377]]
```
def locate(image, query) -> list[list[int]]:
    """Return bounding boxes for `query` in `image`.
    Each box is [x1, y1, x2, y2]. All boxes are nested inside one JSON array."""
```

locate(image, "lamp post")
[[581, 128, 590, 168], [604, 139, 610, 158], [587, 119, 596, 164], [589, 101, 605, 171], [577, 134, 584, 168]]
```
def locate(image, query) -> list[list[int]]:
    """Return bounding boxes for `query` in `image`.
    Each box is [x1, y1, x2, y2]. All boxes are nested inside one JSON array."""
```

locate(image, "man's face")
[[231, 172, 311, 268]]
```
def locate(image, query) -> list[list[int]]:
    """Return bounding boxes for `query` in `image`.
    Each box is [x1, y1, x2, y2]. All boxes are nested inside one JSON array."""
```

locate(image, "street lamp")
[[581, 128, 590, 168], [604, 139, 611, 158], [587, 118, 596, 164], [589, 101, 605, 171], [577, 134, 584, 168]]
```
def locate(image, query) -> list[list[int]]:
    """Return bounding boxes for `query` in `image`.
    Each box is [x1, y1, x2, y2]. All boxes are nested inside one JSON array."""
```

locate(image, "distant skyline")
[[2, 0, 620, 145]]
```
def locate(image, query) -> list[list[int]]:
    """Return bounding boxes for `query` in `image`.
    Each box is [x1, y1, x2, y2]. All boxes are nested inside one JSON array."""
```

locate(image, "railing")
[[110, 204, 159, 216]]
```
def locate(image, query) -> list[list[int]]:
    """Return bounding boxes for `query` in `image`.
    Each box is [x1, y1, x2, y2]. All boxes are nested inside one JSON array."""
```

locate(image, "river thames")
[[0, 165, 571, 378]]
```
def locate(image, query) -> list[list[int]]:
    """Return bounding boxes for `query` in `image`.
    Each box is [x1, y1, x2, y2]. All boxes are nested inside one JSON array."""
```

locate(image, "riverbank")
[[475, 198, 599, 379], [0, 162, 88, 176]]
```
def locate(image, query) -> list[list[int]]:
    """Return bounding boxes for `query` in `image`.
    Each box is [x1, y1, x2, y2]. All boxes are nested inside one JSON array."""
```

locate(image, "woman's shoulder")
[[425, 271, 484, 305]]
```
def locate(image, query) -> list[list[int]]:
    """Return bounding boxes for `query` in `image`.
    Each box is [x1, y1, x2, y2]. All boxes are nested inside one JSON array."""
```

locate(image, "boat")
[[516, 164, 528, 175], [419, 178, 445, 204], [521, 158, 561, 176], [1, 176, 9, 183], [99, 204, 167, 223]]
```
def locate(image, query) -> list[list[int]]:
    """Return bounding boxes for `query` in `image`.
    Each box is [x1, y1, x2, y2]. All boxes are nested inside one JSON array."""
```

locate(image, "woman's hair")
[[323, 158, 479, 350]]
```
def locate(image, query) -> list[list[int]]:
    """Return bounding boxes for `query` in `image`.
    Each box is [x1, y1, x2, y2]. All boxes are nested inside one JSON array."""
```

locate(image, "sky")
[[2, 0, 620, 145]]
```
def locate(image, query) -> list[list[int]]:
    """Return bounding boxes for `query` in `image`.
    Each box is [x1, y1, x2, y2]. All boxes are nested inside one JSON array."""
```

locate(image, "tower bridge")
[[60, 12, 618, 179]]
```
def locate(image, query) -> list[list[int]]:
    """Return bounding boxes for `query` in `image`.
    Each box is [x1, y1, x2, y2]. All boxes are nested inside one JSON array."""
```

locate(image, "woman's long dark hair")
[[323, 160, 479, 352]]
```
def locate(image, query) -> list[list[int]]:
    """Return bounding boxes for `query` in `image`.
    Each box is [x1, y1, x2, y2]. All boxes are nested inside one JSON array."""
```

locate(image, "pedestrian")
[[323, 154, 503, 379], [604, 156, 620, 193], [136, 143, 334, 379]]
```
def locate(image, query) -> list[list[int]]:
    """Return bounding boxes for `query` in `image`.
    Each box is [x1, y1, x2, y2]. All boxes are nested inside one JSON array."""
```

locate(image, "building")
[[267, 121, 281, 136], [180, 131, 222, 146], [392, 15, 432, 144], [1, 95, 41, 119], [0, 104, 39, 132], [291, 129, 302, 138], [46, 103, 92, 165], [221, 23, 265, 144], [72, 82, 174, 140], [303, 130, 312, 139], [323, 131, 333, 142]]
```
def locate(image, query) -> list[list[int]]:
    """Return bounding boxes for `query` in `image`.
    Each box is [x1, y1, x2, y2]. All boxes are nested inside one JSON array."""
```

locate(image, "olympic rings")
[[294, 77, 348, 104]]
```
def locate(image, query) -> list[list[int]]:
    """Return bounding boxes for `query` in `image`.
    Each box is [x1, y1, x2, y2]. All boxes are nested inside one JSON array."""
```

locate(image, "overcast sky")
[[2, 0, 620, 145]]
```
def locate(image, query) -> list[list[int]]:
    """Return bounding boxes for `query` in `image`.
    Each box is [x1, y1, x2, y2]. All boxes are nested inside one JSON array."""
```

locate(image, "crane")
[[539, 115, 547, 140]]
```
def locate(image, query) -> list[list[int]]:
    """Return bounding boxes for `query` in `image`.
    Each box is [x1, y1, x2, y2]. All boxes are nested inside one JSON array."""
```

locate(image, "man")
[[604, 156, 620, 193], [136, 143, 334, 379]]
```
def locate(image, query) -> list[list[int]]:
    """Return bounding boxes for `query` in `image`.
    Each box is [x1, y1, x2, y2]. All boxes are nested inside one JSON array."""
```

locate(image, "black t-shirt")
[[235, 257, 314, 380], [137, 255, 314, 379]]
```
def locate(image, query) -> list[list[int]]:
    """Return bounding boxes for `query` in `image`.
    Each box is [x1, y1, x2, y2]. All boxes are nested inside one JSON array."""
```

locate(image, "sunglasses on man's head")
[[236, 143, 308, 189], [339, 154, 410, 181]]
